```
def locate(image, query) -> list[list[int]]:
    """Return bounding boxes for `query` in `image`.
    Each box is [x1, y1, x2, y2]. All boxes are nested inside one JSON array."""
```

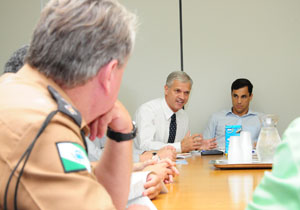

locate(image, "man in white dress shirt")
[[134, 71, 217, 154]]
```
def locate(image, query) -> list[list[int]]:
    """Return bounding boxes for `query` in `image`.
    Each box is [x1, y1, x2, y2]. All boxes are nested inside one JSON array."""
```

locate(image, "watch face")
[[151, 153, 160, 161], [132, 121, 137, 133]]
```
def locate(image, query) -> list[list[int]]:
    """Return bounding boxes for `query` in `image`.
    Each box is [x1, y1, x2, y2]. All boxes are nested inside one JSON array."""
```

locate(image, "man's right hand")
[[88, 100, 133, 140]]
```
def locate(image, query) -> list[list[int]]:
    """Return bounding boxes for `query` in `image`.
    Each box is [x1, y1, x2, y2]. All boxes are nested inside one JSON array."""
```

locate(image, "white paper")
[[128, 171, 150, 201], [127, 171, 157, 210], [176, 152, 192, 159]]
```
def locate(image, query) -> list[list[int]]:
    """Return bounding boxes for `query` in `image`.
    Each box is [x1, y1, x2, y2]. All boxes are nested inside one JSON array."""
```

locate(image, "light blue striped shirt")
[[203, 109, 263, 150]]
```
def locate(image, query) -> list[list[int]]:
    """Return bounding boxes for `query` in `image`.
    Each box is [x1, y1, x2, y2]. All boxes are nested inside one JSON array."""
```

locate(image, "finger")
[[191, 133, 200, 138], [194, 145, 202, 151], [88, 120, 98, 140], [172, 155, 176, 162], [211, 143, 217, 149], [185, 130, 191, 138], [97, 118, 109, 139], [171, 166, 179, 175], [193, 141, 203, 147], [144, 174, 159, 188], [143, 187, 155, 198], [147, 186, 160, 200], [168, 174, 173, 183], [145, 159, 157, 166], [158, 158, 173, 166], [208, 138, 216, 143], [144, 179, 154, 189], [166, 168, 173, 176]]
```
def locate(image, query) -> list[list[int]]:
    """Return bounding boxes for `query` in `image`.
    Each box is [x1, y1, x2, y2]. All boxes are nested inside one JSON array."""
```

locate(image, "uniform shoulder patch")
[[56, 142, 91, 173]]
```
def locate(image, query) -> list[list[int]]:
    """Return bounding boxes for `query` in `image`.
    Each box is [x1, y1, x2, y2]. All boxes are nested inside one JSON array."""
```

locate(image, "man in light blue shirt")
[[203, 78, 262, 151]]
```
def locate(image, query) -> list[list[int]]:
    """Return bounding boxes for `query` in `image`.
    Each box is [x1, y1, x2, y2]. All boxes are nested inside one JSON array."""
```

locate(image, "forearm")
[[95, 139, 133, 210]]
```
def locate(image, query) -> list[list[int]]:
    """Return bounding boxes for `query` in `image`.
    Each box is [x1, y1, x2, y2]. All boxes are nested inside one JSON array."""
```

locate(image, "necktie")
[[168, 113, 177, 143]]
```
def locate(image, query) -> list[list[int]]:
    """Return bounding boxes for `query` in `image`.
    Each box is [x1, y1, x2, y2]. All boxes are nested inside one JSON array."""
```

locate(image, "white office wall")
[[1, 1, 300, 137], [118, 0, 181, 121], [120, 0, 300, 137], [0, 1, 41, 71]]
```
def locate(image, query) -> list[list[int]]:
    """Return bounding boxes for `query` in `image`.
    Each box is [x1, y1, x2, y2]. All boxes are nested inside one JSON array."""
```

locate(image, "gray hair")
[[166, 71, 193, 88], [25, 0, 137, 88], [4, 45, 29, 73]]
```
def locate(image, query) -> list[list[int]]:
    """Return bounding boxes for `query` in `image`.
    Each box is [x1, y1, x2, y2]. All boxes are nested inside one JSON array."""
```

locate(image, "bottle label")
[[225, 125, 242, 155]]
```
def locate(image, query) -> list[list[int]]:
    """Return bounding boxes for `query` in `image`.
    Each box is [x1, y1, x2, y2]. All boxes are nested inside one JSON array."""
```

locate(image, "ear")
[[97, 59, 118, 95], [249, 93, 253, 101], [164, 85, 169, 96]]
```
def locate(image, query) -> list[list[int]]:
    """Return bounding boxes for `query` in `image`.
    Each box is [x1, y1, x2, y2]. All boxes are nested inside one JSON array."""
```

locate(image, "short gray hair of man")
[[165, 71, 193, 88], [25, 0, 137, 88], [4, 45, 29, 73]]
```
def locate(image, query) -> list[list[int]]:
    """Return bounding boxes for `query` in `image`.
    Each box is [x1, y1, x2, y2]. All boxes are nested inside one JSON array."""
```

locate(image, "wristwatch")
[[152, 152, 160, 160], [106, 121, 137, 142]]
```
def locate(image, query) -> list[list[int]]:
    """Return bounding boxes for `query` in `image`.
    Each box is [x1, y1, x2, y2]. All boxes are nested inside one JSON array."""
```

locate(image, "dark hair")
[[231, 78, 253, 95], [4, 45, 29, 73]]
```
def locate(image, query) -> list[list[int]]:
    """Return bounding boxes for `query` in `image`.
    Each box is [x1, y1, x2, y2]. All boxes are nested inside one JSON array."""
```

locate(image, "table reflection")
[[153, 155, 269, 210]]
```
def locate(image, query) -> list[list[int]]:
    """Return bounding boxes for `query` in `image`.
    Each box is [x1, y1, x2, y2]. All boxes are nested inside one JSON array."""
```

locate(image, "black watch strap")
[[106, 121, 137, 142]]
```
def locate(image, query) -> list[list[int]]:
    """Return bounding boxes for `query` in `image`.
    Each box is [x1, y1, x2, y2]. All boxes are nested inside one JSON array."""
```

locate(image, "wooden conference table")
[[152, 154, 271, 210]]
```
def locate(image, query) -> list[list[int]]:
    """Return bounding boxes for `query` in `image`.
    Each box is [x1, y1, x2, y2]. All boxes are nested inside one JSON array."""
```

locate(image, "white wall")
[[1, 0, 300, 137], [120, 0, 300, 137], [118, 0, 181, 118], [0, 0, 41, 71]]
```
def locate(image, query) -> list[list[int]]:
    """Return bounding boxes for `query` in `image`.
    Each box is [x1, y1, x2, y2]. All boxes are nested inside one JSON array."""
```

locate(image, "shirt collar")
[[226, 108, 256, 117], [162, 97, 176, 120]]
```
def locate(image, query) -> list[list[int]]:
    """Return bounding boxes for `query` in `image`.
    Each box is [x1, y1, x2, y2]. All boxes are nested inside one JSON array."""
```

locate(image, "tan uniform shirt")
[[0, 65, 115, 210]]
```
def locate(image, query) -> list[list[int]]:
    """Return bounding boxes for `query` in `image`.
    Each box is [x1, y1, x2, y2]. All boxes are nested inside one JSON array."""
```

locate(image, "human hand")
[[132, 159, 157, 172], [88, 100, 132, 140], [144, 158, 179, 183], [180, 131, 203, 152], [200, 138, 217, 150], [157, 146, 177, 161], [157, 158, 179, 183], [143, 173, 162, 199]]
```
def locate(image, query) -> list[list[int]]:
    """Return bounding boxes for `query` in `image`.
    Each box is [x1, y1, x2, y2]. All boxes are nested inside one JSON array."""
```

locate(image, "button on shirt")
[[203, 109, 262, 150], [134, 98, 189, 153]]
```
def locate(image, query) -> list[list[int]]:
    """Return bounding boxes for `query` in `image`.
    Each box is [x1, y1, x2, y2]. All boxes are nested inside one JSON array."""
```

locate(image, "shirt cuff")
[[168, 142, 181, 153]]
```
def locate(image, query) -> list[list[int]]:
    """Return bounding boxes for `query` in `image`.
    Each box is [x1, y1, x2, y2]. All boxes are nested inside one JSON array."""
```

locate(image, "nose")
[[237, 97, 242, 104], [179, 92, 184, 99]]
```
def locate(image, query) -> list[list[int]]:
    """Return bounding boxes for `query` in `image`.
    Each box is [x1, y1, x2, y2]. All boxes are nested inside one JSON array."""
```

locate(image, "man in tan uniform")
[[0, 0, 148, 209]]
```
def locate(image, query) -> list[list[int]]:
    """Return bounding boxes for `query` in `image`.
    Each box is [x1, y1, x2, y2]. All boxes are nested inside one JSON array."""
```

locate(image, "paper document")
[[176, 159, 188, 165], [127, 171, 158, 210], [176, 152, 192, 159]]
